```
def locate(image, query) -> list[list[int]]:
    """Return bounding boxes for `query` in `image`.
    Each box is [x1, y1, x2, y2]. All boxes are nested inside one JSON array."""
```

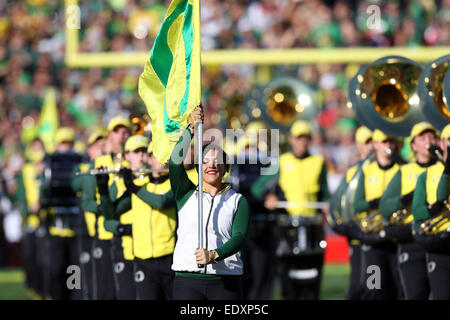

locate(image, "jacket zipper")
[[203, 194, 215, 274]]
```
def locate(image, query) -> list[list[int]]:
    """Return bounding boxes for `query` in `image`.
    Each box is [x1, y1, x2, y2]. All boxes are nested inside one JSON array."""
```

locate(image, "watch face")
[[209, 250, 217, 262]]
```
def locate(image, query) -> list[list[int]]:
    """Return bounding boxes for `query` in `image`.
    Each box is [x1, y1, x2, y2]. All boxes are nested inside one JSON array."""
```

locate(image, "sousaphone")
[[343, 56, 426, 233], [246, 77, 319, 133], [351, 56, 426, 137], [348, 64, 376, 131], [418, 54, 450, 131], [414, 55, 450, 237]]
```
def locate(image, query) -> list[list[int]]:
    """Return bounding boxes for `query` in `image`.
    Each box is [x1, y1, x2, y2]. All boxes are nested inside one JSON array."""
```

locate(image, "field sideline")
[[0, 263, 350, 300]]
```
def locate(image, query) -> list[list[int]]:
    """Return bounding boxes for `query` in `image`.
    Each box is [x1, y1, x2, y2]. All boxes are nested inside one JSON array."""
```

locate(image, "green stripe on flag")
[[180, 2, 193, 116], [149, 0, 187, 88], [163, 99, 180, 132], [149, 0, 190, 134]]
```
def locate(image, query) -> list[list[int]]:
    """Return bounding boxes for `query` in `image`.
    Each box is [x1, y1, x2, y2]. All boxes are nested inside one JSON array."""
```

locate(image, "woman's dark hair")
[[195, 142, 231, 173]]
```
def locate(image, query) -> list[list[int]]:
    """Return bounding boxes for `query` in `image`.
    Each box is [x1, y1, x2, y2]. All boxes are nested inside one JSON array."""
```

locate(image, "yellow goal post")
[[65, 0, 450, 68]]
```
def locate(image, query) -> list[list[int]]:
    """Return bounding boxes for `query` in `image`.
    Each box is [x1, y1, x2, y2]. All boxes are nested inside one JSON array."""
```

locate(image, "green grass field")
[[0, 264, 350, 300], [269, 263, 350, 300], [319, 263, 350, 300], [0, 269, 27, 300]]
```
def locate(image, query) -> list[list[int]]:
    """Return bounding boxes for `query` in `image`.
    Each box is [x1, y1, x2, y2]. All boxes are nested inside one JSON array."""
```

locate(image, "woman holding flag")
[[168, 107, 251, 300], [138, 0, 250, 299]]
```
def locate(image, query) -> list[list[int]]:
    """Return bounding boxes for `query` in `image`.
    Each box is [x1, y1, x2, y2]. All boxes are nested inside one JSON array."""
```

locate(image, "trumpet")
[[419, 199, 450, 235], [360, 211, 384, 233], [389, 208, 411, 225], [76, 167, 169, 176], [130, 113, 151, 135], [427, 144, 444, 162]]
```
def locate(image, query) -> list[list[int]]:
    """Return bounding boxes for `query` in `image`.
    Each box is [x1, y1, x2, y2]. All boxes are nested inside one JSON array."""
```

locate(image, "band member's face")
[[373, 139, 396, 160], [202, 148, 226, 186], [56, 142, 73, 153], [110, 126, 130, 146], [87, 138, 105, 160], [411, 131, 437, 159], [125, 148, 147, 170], [289, 135, 310, 157], [31, 139, 45, 153]]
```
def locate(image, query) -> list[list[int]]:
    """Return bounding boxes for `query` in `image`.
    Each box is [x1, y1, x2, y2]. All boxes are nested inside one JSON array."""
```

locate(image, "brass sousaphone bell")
[[352, 56, 426, 137], [418, 54, 450, 131], [246, 77, 319, 133], [445, 62, 450, 116], [348, 64, 377, 131]]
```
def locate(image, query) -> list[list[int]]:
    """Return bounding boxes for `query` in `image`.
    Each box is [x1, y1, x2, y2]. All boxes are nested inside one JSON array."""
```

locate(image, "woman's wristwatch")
[[209, 250, 218, 264]]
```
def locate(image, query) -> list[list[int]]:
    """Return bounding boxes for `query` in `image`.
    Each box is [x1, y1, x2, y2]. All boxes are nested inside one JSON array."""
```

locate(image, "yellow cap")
[[107, 116, 131, 132], [355, 126, 372, 144], [55, 127, 75, 144], [25, 147, 45, 163], [87, 127, 107, 146], [372, 129, 394, 142], [124, 135, 149, 152], [441, 124, 450, 139], [410, 122, 438, 140], [290, 120, 311, 137], [147, 142, 153, 154]]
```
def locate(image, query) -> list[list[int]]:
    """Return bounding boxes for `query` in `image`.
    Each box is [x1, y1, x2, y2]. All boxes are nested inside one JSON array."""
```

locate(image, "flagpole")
[[194, 0, 205, 268]]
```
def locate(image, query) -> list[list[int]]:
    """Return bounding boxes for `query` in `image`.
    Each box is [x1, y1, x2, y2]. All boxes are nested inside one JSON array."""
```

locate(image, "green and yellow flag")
[[138, 0, 201, 164], [37, 87, 59, 153]]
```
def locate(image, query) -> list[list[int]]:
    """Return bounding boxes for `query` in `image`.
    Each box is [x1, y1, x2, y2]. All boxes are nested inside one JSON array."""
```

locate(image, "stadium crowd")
[[0, 0, 449, 267]]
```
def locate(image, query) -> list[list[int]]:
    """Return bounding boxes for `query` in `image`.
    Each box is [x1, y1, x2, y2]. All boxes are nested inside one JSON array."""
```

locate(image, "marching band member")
[[16, 138, 45, 299], [352, 129, 404, 300], [82, 116, 131, 300], [379, 122, 438, 299], [96, 135, 149, 300], [71, 127, 107, 300], [235, 121, 279, 300], [119, 140, 177, 300], [331, 125, 373, 300], [263, 119, 329, 300], [412, 124, 450, 299], [40, 127, 82, 300]]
